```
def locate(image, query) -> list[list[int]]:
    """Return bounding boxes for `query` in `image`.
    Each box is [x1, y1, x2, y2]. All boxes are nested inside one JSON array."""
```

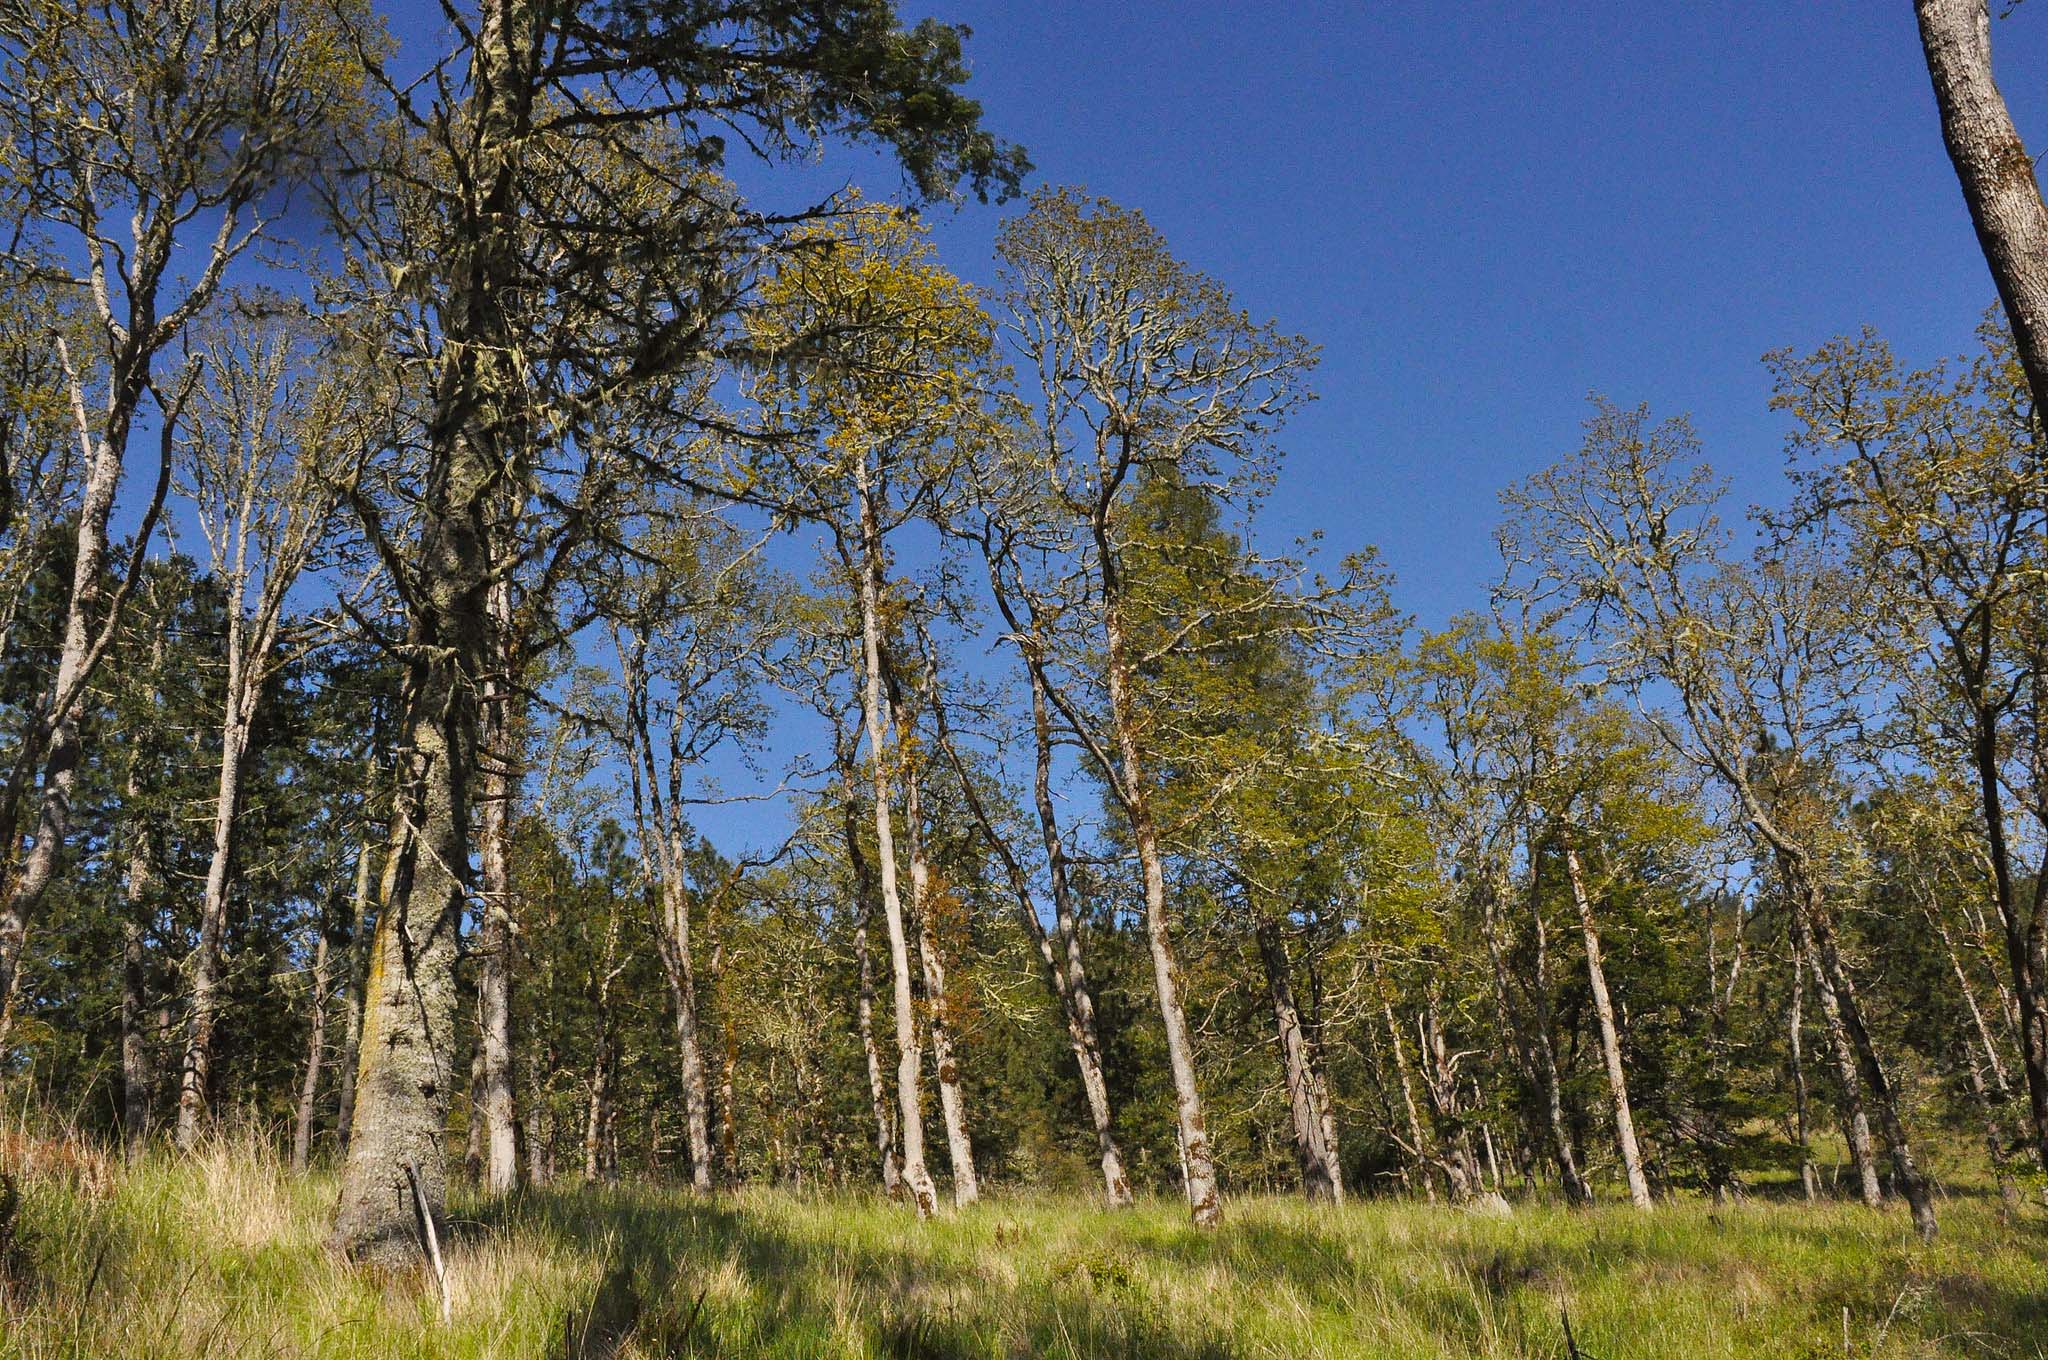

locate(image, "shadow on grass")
[[470, 1188, 1243, 1360], [460, 1185, 2048, 1360]]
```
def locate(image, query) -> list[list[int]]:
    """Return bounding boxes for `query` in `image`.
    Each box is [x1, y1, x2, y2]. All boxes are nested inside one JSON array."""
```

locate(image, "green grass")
[[3, 1133, 2044, 1359]]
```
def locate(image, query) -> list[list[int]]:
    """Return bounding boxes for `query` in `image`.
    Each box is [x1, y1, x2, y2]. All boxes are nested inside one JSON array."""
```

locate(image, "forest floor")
[[1, 1132, 2044, 1360]]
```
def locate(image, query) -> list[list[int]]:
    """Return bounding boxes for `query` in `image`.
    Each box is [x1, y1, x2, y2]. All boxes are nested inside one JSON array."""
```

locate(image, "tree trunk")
[[1964, 716, 2048, 1177], [333, 838, 377, 1152], [1915, 0, 2048, 415], [1257, 920, 1340, 1203], [854, 900, 902, 1195], [655, 867, 715, 1192], [474, 575, 520, 1194], [1787, 939, 1819, 1203], [1520, 861, 1594, 1205], [851, 459, 939, 1217], [1379, 983, 1441, 1202], [118, 763, 154, 1161], [896, 690, 978, 1206], [331, 555, 482, 1265], [1794, 867, 1938, 1240], [292, 918, 333, 1172], [523, 1044, 551, 1187], [1099, 592, 1221, 1226], [838, 761, 902, 1195], [330, 0, 514, 1264], [0, 376, 148, 1029], [930, 642, 1131, 1205], [1561, 840, 1652, 1209], [176, 660, 253, 1150]]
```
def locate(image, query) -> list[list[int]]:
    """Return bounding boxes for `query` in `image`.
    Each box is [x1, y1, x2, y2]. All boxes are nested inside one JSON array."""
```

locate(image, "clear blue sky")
[[875, 1, 2048, 628]]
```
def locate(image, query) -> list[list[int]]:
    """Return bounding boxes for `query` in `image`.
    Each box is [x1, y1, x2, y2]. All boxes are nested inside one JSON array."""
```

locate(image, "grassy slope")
[[2, 1137, 2043, 1359]]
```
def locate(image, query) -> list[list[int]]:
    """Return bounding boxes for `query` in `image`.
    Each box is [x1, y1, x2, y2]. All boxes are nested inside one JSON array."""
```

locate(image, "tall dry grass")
[[1, 1122, 2042, 1358]]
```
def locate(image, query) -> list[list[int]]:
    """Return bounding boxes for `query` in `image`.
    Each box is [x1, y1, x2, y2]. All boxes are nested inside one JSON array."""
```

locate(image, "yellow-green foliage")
[[4, 1133, 2044, 1359]]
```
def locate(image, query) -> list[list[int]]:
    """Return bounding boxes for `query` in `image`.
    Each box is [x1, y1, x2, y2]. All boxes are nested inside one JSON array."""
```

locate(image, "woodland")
[[1, 2, 2047, 1357]]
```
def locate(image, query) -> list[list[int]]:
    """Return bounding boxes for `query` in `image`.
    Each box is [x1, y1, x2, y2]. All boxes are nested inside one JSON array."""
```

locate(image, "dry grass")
[[2, 1131, 2044, 1359]]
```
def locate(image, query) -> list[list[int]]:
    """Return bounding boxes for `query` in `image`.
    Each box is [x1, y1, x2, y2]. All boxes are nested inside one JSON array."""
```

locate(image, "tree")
[[326, 0, 1021, 1264], [1914, 0, 2048, 417], [0, 0, 363, 1038], [742, 200, 999, 1215], [989, 189, 1319, 1225], [1502, 399, 1941, 1240], [1769, 324, 2048, 1180], [171, 304, 372, 1147]]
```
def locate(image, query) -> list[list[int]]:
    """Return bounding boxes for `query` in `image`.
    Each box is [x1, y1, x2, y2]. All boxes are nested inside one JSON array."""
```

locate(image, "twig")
[[405, 1162, 452, 1323]]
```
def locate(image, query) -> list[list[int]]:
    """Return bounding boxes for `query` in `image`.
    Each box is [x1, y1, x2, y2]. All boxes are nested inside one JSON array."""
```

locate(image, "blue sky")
[[864, 1, 2048, 628], [367, 2, 2048, 849], [377, 3, 2048, 630]]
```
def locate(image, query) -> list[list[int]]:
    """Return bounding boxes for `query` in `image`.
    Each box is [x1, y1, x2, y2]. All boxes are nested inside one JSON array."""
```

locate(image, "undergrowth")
[[1, 1130, 2043, 1359]]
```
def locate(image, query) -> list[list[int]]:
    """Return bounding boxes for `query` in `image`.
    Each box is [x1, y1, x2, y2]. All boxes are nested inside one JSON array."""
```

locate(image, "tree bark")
[[1561, 839, 1652, 1208], [851, 457, 939, 1217], [654, 867, 715, 1192], [330, 0, 517, 1264], [474, 572, 520, 1194], [1915, 0, 2048, 415], [1100, 595, 1221, 1226], [889, 657, 977, 1206], [333, 837, 377, 1153], [118, 756, 155, 1162], [1521, 860, 1594, 1205], [292, 913, 333, 1172], [854, 899, 902, 1195], [837, 755, 902, 1195], [0, 371, 155, 1036], [1787, 938, 1819, 1203], [176, 646, 253, 1149], [1791, 861, 1938, 1239], [1257, 920, 1340, 1203], [948, 589, 1132, 1205], [1963, 714, 2048, 1177]]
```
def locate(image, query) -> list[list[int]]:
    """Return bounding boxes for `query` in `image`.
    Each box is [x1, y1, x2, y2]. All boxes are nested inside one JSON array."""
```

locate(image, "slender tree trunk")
[[1520, 862, 1593, 1204], [1964, 719, 2048, 1176], [851, 461, 938, 1217], [585, 905, 620, 1184], [1257, 920, 1339, 1203], [927, 650, 1133, 1205], [1561, 840, 1652, 1208], [1478, 868, 1575, 1199], [1915, 0, 2048, 415], [655, 866, 714, 1192], [896, 690, 977, 1206], [837, 759, 901, 1194], [854, 901, 902, 1194], [1798, 882, 1938, 1240], [0, 379, 148, 1028], [475, 575, 520, 1193], [523, 1044, 551, 1187], [1099, 594, 1221, 1226], [292, 919, 333, 1172], [177, 697, 252, 1150], [1787, 884, 1881, 1208], [465, 1048, 488, 1179], [1787, 938, 1819, 1203], [1375, 962, 1449, 1202], [333, 838, 376, 1152], [119, 764, 154, 1162]]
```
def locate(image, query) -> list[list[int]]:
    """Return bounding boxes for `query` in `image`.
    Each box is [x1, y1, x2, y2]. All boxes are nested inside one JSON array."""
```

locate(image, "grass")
[[2, 1132, 2045, 1359]]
